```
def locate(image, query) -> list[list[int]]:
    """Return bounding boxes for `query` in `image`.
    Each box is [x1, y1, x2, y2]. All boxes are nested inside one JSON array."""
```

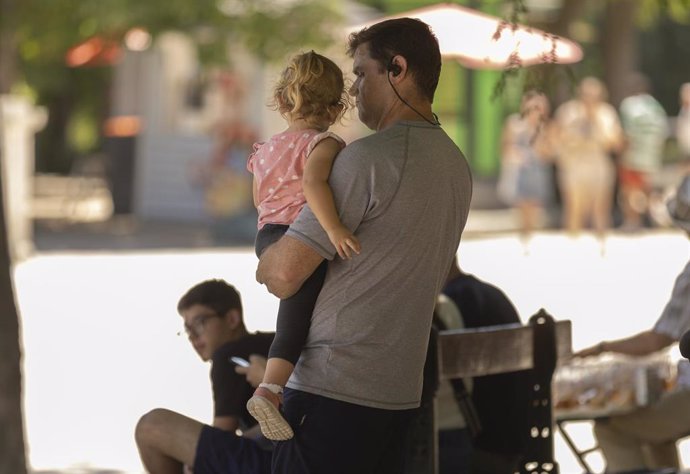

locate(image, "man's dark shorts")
[[271, 388, 414, 474], [194, 424, 272, 474]]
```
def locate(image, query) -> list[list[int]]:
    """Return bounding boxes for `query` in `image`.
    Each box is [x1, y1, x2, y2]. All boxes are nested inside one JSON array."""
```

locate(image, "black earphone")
[[386, 57, 440, 126], [387, 58, 402, 77]]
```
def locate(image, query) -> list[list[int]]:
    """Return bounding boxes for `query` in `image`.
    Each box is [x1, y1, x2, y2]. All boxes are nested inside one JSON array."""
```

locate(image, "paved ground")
[[16, 213, 690, 474], [30, 170, 523, 253], [31, 208, 522, 253]]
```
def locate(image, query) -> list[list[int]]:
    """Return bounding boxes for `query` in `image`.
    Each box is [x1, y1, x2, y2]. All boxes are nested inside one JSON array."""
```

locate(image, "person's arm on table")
[[575, 330, 674, 358]]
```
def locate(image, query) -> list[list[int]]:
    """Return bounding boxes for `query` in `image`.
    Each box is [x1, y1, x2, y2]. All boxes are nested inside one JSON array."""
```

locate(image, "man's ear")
[[388, 55, 408, 83]]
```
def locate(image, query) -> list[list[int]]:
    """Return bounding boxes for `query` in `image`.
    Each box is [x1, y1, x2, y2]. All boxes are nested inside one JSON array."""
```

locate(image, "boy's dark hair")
[[347, 17, 442, 102], [177, 279, 243, 318]]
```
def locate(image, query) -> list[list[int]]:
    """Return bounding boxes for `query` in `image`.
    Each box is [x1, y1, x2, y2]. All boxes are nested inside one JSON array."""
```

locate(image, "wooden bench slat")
[[437, 320, 572, 378]]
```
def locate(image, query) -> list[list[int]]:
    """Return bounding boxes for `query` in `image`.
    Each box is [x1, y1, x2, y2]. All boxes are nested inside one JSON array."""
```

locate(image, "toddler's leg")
[[248, 260, 328, 441], [269, 260, 328, 365]]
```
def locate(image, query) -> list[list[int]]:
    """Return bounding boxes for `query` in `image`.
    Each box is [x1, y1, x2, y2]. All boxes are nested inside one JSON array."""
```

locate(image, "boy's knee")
[[135, 408, 170, 445]]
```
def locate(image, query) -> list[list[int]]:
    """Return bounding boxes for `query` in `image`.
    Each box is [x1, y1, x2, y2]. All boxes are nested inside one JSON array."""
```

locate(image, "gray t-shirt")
[[285, 120, 472, 410]]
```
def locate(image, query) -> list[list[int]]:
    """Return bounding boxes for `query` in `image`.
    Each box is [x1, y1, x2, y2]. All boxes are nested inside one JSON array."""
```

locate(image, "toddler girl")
[[246, 51, 360, 440]]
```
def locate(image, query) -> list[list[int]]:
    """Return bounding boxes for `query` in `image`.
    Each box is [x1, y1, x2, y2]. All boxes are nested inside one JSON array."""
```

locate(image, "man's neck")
[[377, 101, 435, 131]]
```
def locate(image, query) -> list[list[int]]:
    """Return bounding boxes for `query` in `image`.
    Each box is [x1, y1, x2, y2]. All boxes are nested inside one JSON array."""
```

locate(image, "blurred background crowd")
[[2, 0, 690, 258]]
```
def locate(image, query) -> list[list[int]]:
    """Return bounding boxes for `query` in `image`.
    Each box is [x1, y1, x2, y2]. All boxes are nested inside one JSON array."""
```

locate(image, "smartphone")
[[229, 356, 250, 367]]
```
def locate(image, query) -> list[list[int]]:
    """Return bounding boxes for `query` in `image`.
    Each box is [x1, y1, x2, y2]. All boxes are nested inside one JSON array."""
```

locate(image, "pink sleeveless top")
[[247, 129, 345, 229]]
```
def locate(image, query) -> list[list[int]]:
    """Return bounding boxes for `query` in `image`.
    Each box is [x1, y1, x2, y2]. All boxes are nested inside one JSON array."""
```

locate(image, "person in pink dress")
[[245, 51, 360, 441]]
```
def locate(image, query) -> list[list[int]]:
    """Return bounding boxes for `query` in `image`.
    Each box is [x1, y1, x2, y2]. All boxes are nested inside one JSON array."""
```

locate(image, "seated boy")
[[135, 279, 273, 474]]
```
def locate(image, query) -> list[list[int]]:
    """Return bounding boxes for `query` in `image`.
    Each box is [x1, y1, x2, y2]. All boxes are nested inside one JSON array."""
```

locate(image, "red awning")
[[66, 36, 122, 67]]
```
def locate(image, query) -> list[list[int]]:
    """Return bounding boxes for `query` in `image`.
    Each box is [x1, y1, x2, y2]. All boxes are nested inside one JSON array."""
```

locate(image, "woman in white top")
[[553, 77, 624, 236]]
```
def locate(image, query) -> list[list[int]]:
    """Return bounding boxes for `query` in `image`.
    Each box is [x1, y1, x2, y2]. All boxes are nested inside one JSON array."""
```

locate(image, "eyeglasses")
[[178, 313, 219, 338]]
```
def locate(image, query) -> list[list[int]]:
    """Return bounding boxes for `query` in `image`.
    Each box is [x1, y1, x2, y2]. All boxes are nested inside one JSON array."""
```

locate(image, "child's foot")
[[246, 384, 294, 440]]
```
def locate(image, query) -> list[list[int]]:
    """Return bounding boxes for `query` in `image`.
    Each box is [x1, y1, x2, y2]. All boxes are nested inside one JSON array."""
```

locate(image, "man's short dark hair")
[[177, 279, 243, 318], [347, 17, 442, 102]]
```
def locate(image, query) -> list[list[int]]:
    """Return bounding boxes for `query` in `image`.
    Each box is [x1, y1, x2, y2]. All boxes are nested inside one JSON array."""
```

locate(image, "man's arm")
[[256, 235, 324, 299]]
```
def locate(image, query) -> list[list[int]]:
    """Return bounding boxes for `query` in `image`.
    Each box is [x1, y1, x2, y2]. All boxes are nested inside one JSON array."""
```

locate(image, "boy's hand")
[[235, 355, 267, 388], [327, 226, 361, 259]]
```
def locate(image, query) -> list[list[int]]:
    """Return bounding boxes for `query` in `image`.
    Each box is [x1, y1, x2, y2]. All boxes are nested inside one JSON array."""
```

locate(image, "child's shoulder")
[[310, 130, 346, 147], [259, 129, 320, 153]]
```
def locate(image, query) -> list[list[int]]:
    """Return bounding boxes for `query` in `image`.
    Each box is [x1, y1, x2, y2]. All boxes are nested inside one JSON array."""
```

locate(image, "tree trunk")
[[0, 132, 28, 472], [551, 0, 589, 38], [602, 0, 639, 106], [548, 0, 589, 107]]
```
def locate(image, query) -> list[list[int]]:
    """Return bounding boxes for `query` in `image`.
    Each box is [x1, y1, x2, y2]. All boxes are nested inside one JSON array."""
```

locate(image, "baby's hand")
[[327, 226, 361, 260]]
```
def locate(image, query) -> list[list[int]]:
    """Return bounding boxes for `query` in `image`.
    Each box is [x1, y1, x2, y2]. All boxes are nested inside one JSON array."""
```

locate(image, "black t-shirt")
[[442, 273, 529, 456], [211, 332, 274, 430]]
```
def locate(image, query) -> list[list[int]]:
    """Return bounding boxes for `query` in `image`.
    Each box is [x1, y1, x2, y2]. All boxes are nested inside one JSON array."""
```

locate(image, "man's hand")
[[234, 355, 267, 388], [256, 235, 323, 298]]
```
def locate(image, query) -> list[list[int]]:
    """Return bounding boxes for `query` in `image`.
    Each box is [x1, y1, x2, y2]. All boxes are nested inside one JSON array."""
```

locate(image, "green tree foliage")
[[10, 0, 341, 71], [638, 0, 690, 27], [226, 0, 344, 61], [1, 0, 342, 172], [356, 0, 689, 100]]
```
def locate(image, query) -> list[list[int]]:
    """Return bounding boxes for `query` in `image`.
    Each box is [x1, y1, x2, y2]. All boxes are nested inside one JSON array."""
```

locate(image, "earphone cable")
[[387, 73, 440, 126]]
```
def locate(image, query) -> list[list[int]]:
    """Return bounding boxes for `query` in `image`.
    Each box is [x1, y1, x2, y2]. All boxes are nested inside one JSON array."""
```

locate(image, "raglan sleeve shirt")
[[653, 260, 690, 341]]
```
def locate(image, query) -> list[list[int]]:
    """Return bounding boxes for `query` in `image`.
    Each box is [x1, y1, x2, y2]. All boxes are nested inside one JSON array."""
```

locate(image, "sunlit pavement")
[[14, 229, 690, 473]]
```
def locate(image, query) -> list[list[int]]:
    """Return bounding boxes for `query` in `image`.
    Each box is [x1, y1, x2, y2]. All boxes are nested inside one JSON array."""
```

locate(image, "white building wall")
[[130, 32, 262, 222], [135, 133, 212, 221], [124, 0, 378, 223]]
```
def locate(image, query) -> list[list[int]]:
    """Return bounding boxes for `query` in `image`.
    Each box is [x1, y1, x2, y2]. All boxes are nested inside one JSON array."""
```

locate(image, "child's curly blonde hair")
[[271, 51, 350, 127]]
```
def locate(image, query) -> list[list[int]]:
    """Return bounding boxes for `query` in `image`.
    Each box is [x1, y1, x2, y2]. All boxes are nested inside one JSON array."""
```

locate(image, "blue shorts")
[[515, 161, 551, 204], [194, 425, 272, 474]]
